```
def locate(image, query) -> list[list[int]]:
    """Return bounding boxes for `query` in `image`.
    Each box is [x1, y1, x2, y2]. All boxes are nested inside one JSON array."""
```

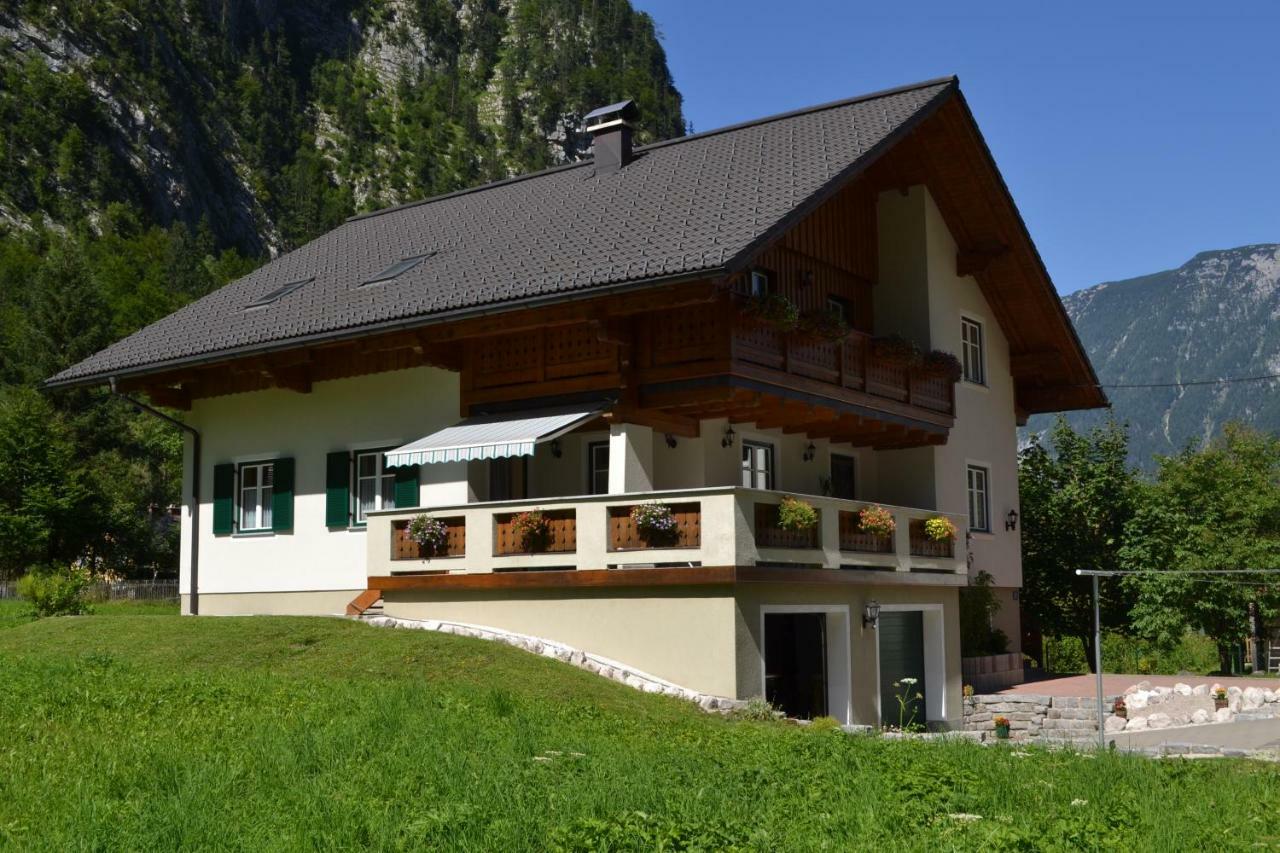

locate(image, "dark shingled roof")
[[49, 78, 957, 387]]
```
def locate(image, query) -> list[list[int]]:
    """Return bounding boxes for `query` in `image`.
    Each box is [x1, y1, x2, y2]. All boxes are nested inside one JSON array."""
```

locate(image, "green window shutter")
[[271, 457, 295, 533], [326, 451, 351, 528], [393, 464, 420, 509], [212, 463, 235, 535]]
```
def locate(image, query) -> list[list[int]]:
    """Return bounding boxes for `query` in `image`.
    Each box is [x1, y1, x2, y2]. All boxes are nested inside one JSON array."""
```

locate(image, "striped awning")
[[384, 404, 607, 466]]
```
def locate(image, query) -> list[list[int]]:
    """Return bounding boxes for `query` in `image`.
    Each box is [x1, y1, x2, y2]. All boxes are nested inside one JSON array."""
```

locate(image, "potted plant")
[[871, 334, 922, 367], [630, 501, 678, 545], [796, 308, 850, 342], [777, 495, 819, 531], [857, 505, 896, 537], [922, 515, 957, 542], [1112, 697, 1128, 719], [963, 684, 975, 699], [993, 715, 1011, 740], [922, 350, 963, 381], [742, 292, 800, 332], [407, 514, 449, 558], [511, 510, 550, 552], [1212, 685, 1228, 711]]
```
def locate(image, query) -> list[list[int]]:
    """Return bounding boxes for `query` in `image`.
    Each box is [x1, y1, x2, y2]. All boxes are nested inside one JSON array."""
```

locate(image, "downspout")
[[109, 378, 201, 615]]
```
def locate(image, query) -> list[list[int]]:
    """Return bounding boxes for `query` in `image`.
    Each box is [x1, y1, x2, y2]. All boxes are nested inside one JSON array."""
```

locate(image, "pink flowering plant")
[[630, 501, 678, 544], [511, 510, 550, 551], [858, 505, 896, 537], [407, 514, 449, 557]]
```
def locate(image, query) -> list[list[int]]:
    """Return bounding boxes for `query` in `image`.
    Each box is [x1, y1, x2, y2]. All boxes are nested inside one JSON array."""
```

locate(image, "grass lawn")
[[1, 612, 1277, 850]]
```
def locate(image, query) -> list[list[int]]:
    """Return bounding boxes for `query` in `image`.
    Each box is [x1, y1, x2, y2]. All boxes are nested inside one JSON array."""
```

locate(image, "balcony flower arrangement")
[[858, 504, 896, 538], [511, 510, 550, 552], [922, 349, 963, 381], [630, 501, 678, 545], [742, 292, 800, 332], [407, 514, 449, 557], [871, 333, 922, 367], [796, 307, 850, 342], [923, 515, 957, 542], [777, 495, 819, 532], [993, 715, 1011, 739]]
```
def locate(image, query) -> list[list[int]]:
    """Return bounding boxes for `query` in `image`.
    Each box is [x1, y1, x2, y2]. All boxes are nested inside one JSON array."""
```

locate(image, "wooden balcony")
[[367, 489, 966, 585]]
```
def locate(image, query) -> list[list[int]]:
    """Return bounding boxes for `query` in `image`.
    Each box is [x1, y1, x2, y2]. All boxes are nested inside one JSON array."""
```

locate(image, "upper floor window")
[[239, 461, 274, 531], [827, 295, 851, 324], [742, 441, 774, 490], [588, 441, 610, 495], [961, 316, 985, 385], [967, 464, 990, 533], [354, 450, 397, 524], [749, 268, 773, 297]]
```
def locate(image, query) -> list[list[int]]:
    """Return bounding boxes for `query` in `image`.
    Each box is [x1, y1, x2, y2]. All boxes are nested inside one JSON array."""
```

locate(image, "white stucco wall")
[[181, 366, 464, 603]]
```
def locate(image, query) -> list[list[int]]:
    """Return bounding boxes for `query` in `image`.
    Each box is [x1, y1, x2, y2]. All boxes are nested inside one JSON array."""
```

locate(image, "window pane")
[[381, 473, 396, 510], [261, 486, 273, 528], [242, 487, 259, 530], [262, 464, 274, 487], [358, 453, 376, 477], [358, 478, 376, 522], [242, 465, 257, 488]]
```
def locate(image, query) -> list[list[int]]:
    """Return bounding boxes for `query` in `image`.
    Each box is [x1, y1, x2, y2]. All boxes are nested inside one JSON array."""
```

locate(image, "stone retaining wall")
[[962, 653, 1025, 693], [962, 693, 1112, 742]]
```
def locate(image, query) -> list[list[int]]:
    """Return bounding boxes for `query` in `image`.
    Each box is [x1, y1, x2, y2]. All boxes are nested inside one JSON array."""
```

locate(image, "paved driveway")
[[1109, 717, 1280, 752], [996, 673, 1276, 698]]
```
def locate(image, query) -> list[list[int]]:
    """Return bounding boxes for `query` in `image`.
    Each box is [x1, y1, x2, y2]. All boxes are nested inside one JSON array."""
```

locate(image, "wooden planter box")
[[754, 502, 820, 549], [608, 502, 701, 551], [838, 510, 893, 553], [391, 516, 466, 561], [493, 509, 577, 555]]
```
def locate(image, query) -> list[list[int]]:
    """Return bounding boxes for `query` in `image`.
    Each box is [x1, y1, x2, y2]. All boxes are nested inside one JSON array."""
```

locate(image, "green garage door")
[[879, 610, 926, 728]]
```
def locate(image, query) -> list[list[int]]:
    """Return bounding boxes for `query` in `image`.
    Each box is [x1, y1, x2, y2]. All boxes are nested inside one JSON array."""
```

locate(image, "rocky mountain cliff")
[[1027, 244, 1280, 469], [0, 0, 684, 256]]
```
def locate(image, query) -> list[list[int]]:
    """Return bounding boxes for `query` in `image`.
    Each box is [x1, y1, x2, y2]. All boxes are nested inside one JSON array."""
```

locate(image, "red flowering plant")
[[858, 505, 896, 537], [511, 510, 550, 552]]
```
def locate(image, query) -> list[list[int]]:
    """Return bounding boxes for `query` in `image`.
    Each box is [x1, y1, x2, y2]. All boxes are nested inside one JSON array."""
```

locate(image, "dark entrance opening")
[[830, 454, 856, 500], [879, 610, 927, 728], [764, 612, 828, 719]]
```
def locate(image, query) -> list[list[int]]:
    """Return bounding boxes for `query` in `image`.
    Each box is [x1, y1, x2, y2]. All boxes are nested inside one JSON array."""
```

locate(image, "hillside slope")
[[1027, 244, 1280, 468]]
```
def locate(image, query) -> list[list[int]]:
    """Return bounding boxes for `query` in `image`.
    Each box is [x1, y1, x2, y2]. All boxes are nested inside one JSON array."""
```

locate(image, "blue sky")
[[633, 1, 1280, 294]]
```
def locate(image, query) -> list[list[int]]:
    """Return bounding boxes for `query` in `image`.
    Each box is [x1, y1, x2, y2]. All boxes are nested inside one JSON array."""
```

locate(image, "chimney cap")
[[585, 99, 639, 130]]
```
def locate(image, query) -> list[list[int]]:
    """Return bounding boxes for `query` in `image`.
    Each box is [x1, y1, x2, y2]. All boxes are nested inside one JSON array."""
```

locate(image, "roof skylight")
[[361, 253, 434, 286], [246, 278, 313, 309]]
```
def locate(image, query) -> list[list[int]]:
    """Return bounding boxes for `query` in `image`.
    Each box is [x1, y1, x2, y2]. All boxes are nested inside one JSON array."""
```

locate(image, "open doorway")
[[765, 612, 828, 718]]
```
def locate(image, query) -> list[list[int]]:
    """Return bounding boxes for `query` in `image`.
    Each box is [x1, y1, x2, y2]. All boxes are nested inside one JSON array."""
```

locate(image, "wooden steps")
[[346, 588, 383, 617]]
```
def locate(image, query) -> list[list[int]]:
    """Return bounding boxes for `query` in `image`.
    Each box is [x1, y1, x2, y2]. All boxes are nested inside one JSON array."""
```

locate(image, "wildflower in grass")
[[1071, 798, 1088, 807], [947, 813, 983, 822]]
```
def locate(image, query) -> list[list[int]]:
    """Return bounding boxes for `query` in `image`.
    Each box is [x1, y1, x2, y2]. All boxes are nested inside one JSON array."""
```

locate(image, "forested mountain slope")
[[0, 0, 684, 578], [1027, 244, 1280, 469]]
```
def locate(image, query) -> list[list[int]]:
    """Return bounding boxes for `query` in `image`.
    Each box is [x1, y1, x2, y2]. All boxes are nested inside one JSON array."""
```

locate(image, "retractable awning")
[[384, 404, 608, 466]]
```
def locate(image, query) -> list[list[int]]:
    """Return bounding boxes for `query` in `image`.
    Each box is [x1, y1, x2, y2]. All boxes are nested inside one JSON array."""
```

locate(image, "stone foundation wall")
[[962, 693, 1111, 742]]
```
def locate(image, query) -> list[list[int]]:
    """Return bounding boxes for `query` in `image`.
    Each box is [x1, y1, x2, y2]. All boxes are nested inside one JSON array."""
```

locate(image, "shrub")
[[808, 715, 842, 732], [776, 496, 818, 531], [857, 505, 895, 537], [629, 502, 677, 544], [731, 696, 783, 722], [510, 511, 549, 551], [922, 515, 957, 542], [742, 292, 799, 331], [407, 514, 449, 556], [1041, 631, 1221, 675], [796, 308, 849, 342], [922, 350, 962, 381], [16, 566, 92, 617], [871, 334, 922, 366]]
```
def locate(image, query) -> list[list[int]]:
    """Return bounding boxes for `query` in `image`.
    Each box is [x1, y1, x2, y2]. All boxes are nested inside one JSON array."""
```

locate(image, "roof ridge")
[[346, 76, 958, 226]]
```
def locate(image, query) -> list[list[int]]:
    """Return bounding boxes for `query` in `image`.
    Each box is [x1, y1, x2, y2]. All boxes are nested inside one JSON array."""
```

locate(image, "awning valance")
[[384, 404, 607, 466]]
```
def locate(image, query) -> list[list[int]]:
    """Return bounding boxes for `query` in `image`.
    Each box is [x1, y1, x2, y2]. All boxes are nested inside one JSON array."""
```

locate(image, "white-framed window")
[[827, 295, 850, 324], [587, 441, 610, 495], [961, 316, 985, 385], [967, 464, 990, 532], [239, 461, 274, 531], [354, 450, 396, 525], [750, 268, 772, 297], [742, 441, 774, 490]]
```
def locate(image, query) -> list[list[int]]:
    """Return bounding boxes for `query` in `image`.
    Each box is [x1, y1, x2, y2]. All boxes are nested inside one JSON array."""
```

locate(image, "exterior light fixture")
[[550, 439, 563, 459], [721, 425, 736, 448], [863, 600, 881, 630], [665, 433, 677, 449], [803, 442, 816, 462], [1005, 509, 1018, 532]]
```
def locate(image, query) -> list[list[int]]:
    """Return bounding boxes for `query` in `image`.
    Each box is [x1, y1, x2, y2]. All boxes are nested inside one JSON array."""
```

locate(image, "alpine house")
[[49, 78, 1105, 727]]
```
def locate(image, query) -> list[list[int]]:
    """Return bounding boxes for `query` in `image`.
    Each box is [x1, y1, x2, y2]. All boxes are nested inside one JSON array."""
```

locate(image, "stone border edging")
[[359, 614, 746, 712]]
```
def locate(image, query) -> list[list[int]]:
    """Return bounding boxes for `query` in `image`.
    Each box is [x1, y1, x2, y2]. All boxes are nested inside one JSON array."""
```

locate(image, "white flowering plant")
[[407, 514, 449, 556], [630, 502, 678, 544]]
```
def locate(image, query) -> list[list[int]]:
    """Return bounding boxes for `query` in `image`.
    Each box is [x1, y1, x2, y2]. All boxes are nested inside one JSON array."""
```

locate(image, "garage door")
[[879, 610, 926, 728]]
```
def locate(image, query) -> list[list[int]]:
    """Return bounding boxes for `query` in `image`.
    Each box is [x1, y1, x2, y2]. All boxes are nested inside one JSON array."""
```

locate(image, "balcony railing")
[[369, 489, 966, 579], [731, 321, 955, 416]]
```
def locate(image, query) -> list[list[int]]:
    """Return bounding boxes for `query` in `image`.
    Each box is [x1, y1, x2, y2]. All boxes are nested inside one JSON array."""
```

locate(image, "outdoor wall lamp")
[[721, 425, 736, 448], [802, 442, 816, 462], [1005, 509, 1018, 532], [550, 439, 563, 459], [863, 600, 881, 630], [665, 433, 678, 449]]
